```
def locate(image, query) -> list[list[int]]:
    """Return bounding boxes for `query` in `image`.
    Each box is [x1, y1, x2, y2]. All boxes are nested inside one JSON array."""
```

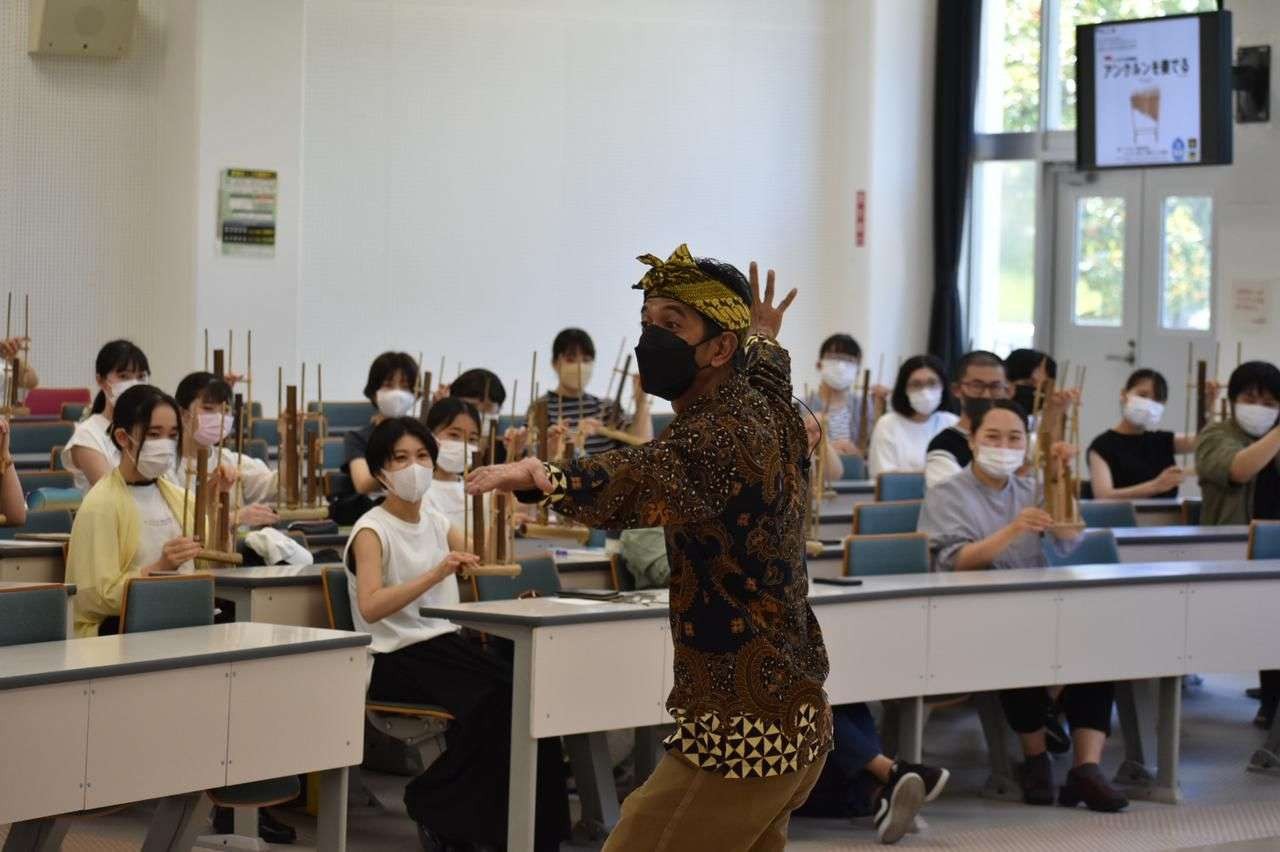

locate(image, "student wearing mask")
[[1196, 360, 1280, 729], [807, 333, 886, 456], [423, 396, 481, 531], [918, 401, 1126, 813], [62, 340, 151, 491], [925, 350, 1009, 488], [541, 327, 652, 455], [66, 385, 200, 637], [346, 417, 568, 851], [1089, 369, 1200, 499], [345, 351, 421, 496], [1005, 348, 1057, 417], [447, 368, 506, 434], [866, 355, 958, 477]]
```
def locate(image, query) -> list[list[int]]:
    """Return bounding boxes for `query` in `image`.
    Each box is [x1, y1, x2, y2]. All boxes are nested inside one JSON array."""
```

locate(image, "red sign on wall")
[[855, 190, 866, 247]]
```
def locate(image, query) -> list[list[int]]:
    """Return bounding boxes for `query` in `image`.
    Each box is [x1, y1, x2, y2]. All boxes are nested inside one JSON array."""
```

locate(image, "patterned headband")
[[632, 243, 751, 332]]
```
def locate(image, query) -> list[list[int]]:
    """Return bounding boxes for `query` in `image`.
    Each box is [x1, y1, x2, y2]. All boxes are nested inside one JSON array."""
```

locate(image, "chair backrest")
[[9, 422, 74, 455], [308, 401, 372, 431], [853, 500, 922, 535], [843, 533, 929, 577], [0, 509, 73, 541], [60, 401, 90, 423], [651, 412, 675, 436], [243, 437, 270, 463], [1181, 499, 1202, 526], [1248, 521, 1280, 560], [875, 472, 925, 502], [17, 469, 75, 496], [839, 455, 867, 481], [26, 487, 83, 512], [497, 414, 527, 435], [321, 565, 357, 630], [24, 388, 90, 418], [321, 437, 346, 469], [473, 556, 561, 601], [1078, 500, 1138, 529], [608, 554, 637, 592], [325, 470, 355, 498], [120, 575, 215, 634], [585, 528, 607, 548], [250, 419, 279, 445], [1042, 529, 1120, 567], [0, 584, 66, 646]]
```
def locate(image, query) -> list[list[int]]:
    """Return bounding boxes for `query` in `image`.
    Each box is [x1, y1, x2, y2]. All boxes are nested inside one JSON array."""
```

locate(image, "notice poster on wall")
[[1231, 278, 1273, 334], [1092, 16, 1201, 167], [219, 168, 277, 257]]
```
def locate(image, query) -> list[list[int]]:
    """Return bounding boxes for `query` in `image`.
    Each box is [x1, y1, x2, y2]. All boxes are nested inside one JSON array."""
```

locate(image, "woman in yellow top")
[[66, 384, 201, 637]]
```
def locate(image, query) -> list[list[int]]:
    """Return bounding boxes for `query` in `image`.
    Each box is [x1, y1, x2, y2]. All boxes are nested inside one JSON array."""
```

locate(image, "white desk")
[[1113, 525, 1249, 563], [211, 564, 332, 627], [0, 622, 368, 851], [424, 560, 1280, 851], [0, 540, 65, 584]]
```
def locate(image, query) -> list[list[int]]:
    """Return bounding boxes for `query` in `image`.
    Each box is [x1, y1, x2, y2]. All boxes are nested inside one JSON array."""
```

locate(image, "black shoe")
[[1059, 763, 1129, 812], [210, 806, 296, 844], [893, 760, 950, 802], [1020, 752, 1055, 806], [1247, 686, 1263, 700], [418, 823, 446, 852], [872, 767, 925, 844], [1044, 712, 1071, 755]]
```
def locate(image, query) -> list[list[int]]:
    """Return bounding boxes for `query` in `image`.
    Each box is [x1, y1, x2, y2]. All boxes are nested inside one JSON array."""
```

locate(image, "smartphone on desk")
[[812, 577, 863, 587]]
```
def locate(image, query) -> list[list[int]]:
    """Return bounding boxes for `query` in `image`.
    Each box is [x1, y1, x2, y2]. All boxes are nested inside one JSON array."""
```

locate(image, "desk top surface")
[[831, 479, 874, 494], [0, 621, 368, 691], [422, 559, 1280, 627], [0, 580, 75, 595], [0, 539, 65, 557], [1109, 524, 1249, 543], [209, 563, 335, 587]]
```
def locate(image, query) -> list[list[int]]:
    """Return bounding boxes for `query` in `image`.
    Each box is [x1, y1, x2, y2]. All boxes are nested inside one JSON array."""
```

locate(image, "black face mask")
[[962, 395, 993, 423], [634, 324, 712, 402], [1012, 384, 1037, 414]]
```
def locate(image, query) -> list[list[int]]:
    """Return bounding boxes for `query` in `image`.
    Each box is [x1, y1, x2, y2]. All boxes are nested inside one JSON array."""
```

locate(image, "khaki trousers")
[[602, 752, 827, 852]]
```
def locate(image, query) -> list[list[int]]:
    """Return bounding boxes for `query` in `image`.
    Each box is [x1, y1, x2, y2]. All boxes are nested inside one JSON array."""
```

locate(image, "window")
[[969, 162, 1038, 352], [976, 0, 1042, 133], [1072, 196, 1126, 326], [1160, 195, 1212, 330]]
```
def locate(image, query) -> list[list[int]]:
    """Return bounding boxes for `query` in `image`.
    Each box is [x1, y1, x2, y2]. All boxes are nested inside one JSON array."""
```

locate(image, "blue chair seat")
[[0, 509, 73, 540], [473, 557, 560, 601], [876, 472, 925, 502], [839, 455, 867, 481], [1249, 520, 1280, 560], [844, 533, 929, 576], [0, 585, 67, 646], [27, 487, 83, 511]]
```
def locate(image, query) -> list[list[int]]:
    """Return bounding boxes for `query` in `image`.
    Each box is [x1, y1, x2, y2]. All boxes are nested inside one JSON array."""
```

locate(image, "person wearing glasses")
[[866, 355, 958, 477], [925, 351, 1010, 489]]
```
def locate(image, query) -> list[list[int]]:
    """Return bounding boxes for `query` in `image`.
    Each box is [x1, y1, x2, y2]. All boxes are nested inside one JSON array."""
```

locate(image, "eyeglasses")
[[905, 379, 942, 392], [959, 380, 1011, 397]]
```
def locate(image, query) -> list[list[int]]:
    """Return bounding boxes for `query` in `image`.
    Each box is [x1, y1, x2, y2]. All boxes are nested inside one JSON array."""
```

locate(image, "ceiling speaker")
[[28, 0, 139, 58]]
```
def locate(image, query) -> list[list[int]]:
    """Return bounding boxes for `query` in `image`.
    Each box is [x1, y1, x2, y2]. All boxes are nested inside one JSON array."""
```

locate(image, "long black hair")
[[109, 384, 183, 467], [890, 354, 956, 418], [91, 340, 150, 414]]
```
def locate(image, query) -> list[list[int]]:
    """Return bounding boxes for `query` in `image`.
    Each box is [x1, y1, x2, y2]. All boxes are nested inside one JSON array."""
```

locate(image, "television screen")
[[1077, 11, 1232, 169]]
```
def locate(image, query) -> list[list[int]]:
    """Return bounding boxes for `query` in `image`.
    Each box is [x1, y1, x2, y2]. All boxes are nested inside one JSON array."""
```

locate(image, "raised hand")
[[466, 456, 554, 496], [748, 262, 797, 339]]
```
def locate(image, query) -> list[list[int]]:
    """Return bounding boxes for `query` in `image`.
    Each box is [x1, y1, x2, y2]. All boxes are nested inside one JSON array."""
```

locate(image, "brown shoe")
[[1059, 763, 1129, 812]]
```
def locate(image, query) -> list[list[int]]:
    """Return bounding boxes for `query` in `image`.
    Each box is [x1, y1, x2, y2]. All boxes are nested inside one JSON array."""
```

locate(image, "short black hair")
[[92, 339, 151, 414], [1124, 368, 1170, 403], [692, 256, 751, 370], [1005, 348, 1057, 383], [818, 334, 861, 361], [175, 372, 232, 410], [109, 384, 183, 462], [1228, 361, 1280, 403], [972, 398, 1029, 433], [953, 350, 1005, 382], [425, 396, 481, 434], [364, 416, 439, 477], [362, 352, 420, 406], [552, 329, 595, 362], [890, 354, 955, 418], [451, 369, 506, 407]]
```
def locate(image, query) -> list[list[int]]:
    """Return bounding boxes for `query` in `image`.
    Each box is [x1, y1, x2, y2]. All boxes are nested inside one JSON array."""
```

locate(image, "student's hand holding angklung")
[[213, 461, 239, 492], [237, 503, 280, 527], [466, 456, 554, 497], [1153, 465, 1185, 493], [432, 384, 451, 404], [0, 337, 28, 360], [546, 422, 568, 460], [748, 262, 796, 340], [1010, 507, 1055, 537], [434, 550, 481, 578], [154, 536, 203, 573]]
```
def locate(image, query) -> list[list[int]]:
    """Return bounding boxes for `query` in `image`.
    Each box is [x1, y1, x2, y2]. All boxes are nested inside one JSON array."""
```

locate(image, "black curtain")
[[928, 0, 983, 370]]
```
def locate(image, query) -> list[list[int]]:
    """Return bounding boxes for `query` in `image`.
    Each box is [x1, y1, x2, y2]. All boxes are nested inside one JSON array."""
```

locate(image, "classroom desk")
[[0, 540, 64, 583], [11, 453, 54, 471], [821, 480, 876, 514], [1113, 525, 1249, 563], [0, 580, 76, 639], [0, 622, 367, 852], [211, 564, 332, 627], [424, 560, 1280, 851]]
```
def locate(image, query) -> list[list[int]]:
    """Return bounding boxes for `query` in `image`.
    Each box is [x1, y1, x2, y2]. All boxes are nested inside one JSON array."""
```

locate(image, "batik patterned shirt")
[[525, 335, 832, 778]]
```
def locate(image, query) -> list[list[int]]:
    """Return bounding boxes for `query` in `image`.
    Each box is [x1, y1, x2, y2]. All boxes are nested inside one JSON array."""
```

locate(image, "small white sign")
[[1230, 278, 1273, 334]]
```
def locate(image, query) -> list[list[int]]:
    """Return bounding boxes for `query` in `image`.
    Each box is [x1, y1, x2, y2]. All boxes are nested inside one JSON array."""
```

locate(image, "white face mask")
[[557, 361, 594, 392], [193, 412, 236, 448], [381, 462, 434, 503], [1236, 402, 1280, 438], [106, 378, 143, 405], [907, 386, 942, 416], [1122, 395, 1165, 431], [132, 437, 177, 480], [436, 439, 473, 475], [819, 359, 858, 391], [375, 388, 417, 418], [974, 444, 1025, 479]]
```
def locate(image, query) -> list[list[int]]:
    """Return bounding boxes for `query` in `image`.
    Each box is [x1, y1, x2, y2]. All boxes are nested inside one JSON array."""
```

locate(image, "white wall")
[[0, 0, 197, 392]]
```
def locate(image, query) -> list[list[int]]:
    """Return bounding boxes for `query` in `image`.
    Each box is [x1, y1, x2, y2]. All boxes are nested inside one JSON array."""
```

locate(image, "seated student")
[[1196, 360, 1280, 729], [447, 368, 506, 434], [0, 418, 27, 527], [169, 372, 279, 527], [925, 350, 1008, 488], [867, 355, 958, 476], [344, 351, 421, 496], [541, 327, 652, 455], [66, 385, 201, 637], [1089, 368, 1199, 499], [803, 406, 844, 485], [62, 340, 150, 491], [807, 333, 885, 456], [918, 401, 1127, 812], [422, 396, 481, 531], [1005, 348, 1057, 418], [346, 416, 568, 851]]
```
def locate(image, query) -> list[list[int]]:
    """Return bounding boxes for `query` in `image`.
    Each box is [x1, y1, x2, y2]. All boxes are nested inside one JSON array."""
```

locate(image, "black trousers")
[[370, 632, 569, 850], [999, 682, 1115, 736], [1260, 670, 1280, 721]]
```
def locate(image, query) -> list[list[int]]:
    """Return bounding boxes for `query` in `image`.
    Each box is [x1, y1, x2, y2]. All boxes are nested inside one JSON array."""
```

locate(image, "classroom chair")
[[842, 532, 929, 576], [325, 470, 354, 498], [651, 412, 675, 435], [119, 574, 302, 846], [497, 414, 527, 434], [875, 471, 925, 502], [1042, 529, 1121, 567], [1182, 498, 1202, 526], [608, 554, 637, 592], [1078, 500, 1138, 529], [250, 418, 279, 445], [25, 487, 82, 512], [59, 401, 89, 422], [320, 436, 345, 469], [839, 454, 867, 481], [0, 508, 73, 539], [9, 421, 74, 456], [308, 400, 372, 432], [0, 583, 66, 646], [852, 500, 922, 535], [321, 566, 452, 780], [243, 437, 270, 463], [24, 387, 90, 418], [472, 556, 561, 601], [17, 468, 75, 495], [1248, 521, 1280, 560]]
